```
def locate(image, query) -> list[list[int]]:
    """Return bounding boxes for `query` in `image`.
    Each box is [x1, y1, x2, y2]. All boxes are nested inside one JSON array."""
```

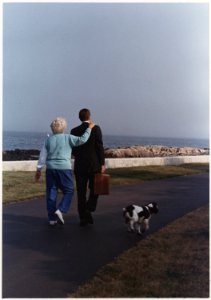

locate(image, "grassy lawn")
[[3, 171, 46, 203], [108, 163, 209, 185], [2, 163, 209, 204], [70, 205, 209, 298]]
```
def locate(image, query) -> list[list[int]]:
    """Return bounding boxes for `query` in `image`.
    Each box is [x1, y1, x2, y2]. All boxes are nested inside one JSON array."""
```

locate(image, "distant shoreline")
[[3, 145, 209, 161]]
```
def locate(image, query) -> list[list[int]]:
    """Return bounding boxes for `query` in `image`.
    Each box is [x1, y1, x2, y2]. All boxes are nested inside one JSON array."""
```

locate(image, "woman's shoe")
[[55, 209, 65, 225], [49, 220, 57, 226]]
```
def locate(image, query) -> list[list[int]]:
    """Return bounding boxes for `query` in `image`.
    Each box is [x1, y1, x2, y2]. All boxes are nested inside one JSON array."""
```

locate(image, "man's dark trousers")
[[71, 122, 105, 223], [75, 172, 98, 221]]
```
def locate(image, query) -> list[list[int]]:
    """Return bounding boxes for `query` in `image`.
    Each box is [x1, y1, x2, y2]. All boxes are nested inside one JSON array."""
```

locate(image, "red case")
[[94, 173, 110, 195]]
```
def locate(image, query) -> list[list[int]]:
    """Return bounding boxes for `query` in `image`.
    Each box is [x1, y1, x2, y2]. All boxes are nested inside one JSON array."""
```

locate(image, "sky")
[[3, 2, 209, 139]]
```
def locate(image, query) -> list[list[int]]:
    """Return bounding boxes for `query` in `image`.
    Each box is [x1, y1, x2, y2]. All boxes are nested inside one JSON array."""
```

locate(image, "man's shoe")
[[55, 209, 64, 225], [86, 211, 94, 224], [79, 219, 88, 227], [49, 220, 57, 226]]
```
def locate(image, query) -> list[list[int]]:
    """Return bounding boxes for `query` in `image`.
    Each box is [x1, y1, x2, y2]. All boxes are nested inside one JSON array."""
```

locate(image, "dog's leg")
[[136, 223, 142, 235], [127, 224, 132, 232], [145, 219, 149, 230], [128, 220, 135, 232], [142, 219, 149, 232]]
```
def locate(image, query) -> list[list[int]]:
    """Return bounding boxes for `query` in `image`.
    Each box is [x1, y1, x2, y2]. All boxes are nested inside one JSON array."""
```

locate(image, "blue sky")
[[3, 3, 209, 139]]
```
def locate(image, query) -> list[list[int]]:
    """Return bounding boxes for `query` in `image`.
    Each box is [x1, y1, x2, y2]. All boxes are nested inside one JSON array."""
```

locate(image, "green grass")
[[108, 163, 209, 185], [2, 164, 209, 204], [3, 171, 46, 203], [70, 205, 209, 298]]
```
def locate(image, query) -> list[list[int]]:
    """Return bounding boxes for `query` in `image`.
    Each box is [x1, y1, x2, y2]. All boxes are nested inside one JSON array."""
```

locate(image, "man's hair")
[[79, 108, 91, 122]]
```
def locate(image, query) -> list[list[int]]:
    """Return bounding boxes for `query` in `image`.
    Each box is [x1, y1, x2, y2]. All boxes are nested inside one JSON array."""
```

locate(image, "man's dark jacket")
[[71, 122, 105, 174]]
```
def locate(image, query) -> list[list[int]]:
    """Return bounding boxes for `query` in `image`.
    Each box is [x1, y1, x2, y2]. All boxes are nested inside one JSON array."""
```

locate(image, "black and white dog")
[[123, 202, 158, 235]]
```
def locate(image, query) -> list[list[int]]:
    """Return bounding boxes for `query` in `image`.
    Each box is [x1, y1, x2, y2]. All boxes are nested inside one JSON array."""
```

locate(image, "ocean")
[[3, 131, 209, 151]]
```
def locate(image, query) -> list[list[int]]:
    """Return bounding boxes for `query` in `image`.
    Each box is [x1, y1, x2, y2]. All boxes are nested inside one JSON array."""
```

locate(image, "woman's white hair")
[[50, 117, 67, 133]]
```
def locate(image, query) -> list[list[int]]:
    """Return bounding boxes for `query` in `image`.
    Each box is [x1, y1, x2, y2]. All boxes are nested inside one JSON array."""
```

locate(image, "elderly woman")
[[35, 117, 94, 226]]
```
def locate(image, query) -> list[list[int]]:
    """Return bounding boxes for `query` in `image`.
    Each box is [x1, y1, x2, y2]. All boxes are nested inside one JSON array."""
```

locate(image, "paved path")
[[3, 173, 209, 298]]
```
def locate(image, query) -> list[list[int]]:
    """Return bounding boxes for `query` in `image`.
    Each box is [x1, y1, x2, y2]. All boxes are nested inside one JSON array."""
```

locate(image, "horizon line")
[[2, 130, 209, 141]]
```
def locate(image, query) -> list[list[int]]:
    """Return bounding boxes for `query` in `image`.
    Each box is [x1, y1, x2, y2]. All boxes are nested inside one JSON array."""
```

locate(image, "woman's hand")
[[88, 120, 95, 129], [35, 170, 41, 182]]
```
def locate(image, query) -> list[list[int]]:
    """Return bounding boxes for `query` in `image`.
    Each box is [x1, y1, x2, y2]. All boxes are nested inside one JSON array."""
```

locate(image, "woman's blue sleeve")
[[69, 128, 91, 147]]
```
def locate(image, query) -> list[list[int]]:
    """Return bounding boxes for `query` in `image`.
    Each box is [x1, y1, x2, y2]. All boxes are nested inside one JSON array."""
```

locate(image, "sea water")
[[3, 131, 209, 151]]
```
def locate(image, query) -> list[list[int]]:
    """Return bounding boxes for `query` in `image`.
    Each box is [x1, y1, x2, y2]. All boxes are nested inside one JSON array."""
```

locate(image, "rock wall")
[[3, 145, 209, 161], [104, 145, 209, 158], [3, 149, 40, 161]]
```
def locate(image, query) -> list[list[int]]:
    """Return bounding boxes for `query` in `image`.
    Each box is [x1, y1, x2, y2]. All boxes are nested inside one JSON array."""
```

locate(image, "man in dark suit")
[[71, 108, 105, 226]]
